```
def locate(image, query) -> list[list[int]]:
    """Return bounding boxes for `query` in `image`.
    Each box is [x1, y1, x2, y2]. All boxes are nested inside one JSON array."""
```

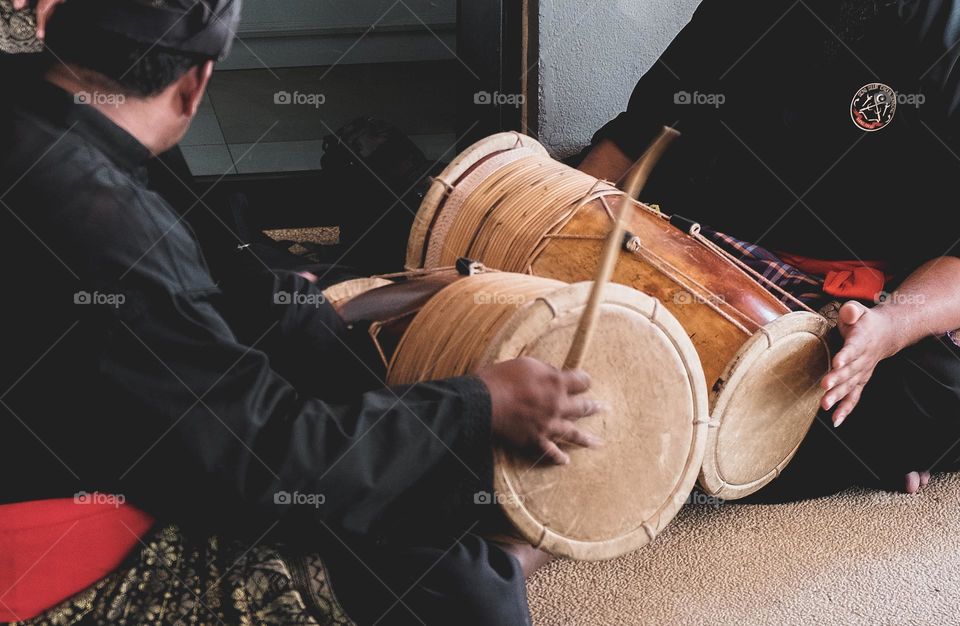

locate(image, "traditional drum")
[[328, 269, 709, 561], [406, 133, 832, 500]]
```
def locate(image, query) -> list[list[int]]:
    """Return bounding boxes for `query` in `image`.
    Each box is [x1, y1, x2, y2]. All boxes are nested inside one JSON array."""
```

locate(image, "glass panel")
[[181, 0, 459, 177]]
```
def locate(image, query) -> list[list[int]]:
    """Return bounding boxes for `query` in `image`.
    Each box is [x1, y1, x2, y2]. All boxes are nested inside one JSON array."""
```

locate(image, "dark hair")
[[43, 28, 208, 98]]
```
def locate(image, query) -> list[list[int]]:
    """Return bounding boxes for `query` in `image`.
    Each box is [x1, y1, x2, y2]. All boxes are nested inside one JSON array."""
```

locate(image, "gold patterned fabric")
[[13, 524, 355, 626], [0, 0, 42, 54]]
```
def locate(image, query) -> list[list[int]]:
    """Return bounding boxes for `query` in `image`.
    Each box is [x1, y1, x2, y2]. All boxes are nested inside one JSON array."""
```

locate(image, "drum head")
[[482, 282, 709, 561], [701, 311, 832, 500], [406, 132, 548, 270]]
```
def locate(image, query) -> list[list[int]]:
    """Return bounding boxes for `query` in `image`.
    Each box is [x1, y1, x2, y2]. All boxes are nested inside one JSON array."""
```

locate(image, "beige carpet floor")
[[527, 474, 960, 625]]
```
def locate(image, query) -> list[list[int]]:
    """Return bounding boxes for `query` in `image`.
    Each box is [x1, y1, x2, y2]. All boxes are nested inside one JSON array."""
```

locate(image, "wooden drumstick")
[[563, 126, 680, 370]]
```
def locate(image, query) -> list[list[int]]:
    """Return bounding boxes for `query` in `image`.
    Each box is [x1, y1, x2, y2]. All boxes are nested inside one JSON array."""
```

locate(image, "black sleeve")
[[101, 274, 492, 540], [59, 185, 495, 541], [215, 269, 387, 401], [589, 0, 742, 159]]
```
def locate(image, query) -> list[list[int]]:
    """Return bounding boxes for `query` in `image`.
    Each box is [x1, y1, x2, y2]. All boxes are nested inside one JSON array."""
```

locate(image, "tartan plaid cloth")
[[700, 225, 960, 348], [699, 225, 828, 311]]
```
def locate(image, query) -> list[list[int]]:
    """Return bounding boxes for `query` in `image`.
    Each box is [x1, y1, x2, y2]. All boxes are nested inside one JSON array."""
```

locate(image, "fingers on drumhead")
[[559, 397, 603, 421], [539, 438, 571, 465], [565, 425, 603, 449], [561, 368, 591, 394]]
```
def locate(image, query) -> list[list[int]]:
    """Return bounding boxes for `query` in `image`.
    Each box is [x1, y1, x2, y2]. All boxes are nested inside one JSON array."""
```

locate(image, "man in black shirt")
[[0, 1, 601, 623], [579, 0, 960, 497]]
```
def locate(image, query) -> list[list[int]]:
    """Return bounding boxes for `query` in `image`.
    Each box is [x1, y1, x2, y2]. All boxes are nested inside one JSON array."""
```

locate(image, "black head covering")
[[51, 0, 241, 60]]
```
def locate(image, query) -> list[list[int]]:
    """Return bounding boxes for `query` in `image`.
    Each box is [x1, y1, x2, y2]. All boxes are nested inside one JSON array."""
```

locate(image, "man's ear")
[[177, 60, 215, 118]]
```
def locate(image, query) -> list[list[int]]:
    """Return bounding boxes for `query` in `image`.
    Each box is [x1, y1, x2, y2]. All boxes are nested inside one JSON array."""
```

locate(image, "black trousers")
[[322, 534, 531, 626], [751, 333, 960, 502]]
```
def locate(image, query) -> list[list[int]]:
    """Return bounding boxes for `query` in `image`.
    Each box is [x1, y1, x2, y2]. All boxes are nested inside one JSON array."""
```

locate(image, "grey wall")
[[536, 0, 700, 157]]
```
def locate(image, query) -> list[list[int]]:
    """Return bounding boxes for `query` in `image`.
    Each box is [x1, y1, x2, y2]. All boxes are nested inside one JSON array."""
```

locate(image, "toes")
[[920, 471, 931, 488], [905, 471, 921, 494]]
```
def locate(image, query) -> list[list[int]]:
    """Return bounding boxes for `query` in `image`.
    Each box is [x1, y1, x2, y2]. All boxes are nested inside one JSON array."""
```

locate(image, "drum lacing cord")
[[432, 155, 619, 272], [628, 240, 757, 334], [420, 150, 772, 333], [600, 207, 762, 335], [429, 176, 456, 195], [690, 231, 816, 314], [427, 132, 531, 202], [694, 416, 723, 428], [366, 263, 499, 367], [372, 265, 466, 280], [642, 522, 658, 542]]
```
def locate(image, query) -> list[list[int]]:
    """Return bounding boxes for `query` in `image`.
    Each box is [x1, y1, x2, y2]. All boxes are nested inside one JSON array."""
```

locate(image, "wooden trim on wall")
[[521, 0, 539, 138], [456, 0, 531, 147]]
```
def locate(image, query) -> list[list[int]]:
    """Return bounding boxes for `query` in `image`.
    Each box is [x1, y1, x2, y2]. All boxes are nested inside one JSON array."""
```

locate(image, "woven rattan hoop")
[[699, 311, 831, 499], [408, 133, 549, 269]]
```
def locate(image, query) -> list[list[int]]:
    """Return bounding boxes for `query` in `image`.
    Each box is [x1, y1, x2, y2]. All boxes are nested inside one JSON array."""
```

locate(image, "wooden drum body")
[[330, 271, 709, 561], [406, 133, 832, 500]]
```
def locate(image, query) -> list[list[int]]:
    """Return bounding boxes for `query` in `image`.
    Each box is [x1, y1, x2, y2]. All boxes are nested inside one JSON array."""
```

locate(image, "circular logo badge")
[[851, 83, 897, 132]]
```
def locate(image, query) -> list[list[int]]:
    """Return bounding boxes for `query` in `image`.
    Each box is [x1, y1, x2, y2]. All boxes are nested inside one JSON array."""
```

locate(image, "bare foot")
[[904, 471, 931, 494], [495, 541, 556, 578]]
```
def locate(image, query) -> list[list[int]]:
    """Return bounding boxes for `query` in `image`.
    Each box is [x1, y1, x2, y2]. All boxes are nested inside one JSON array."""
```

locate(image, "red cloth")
[[0, 499, 154, 622], [777, 253, 892, 302]]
